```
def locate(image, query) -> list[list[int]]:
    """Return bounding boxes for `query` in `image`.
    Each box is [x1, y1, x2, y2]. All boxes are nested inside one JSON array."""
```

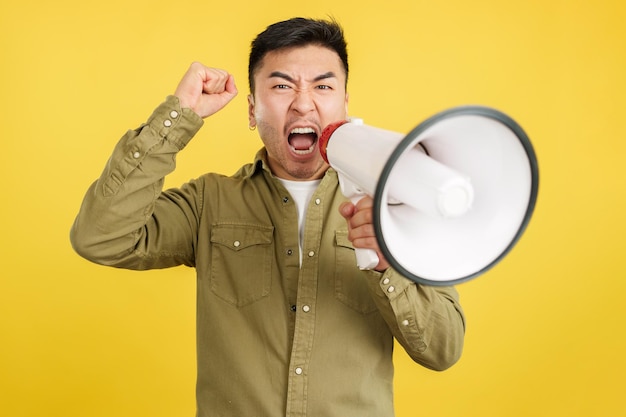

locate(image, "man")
[[71, 17, 465, 417]]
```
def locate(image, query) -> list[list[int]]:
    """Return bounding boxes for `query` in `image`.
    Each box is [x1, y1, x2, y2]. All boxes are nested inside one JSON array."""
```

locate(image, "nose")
[[291, 89, 315, 115]]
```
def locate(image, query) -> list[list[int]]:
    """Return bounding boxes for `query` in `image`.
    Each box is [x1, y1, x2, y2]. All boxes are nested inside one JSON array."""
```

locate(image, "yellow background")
[[1, 0, 624, 416]]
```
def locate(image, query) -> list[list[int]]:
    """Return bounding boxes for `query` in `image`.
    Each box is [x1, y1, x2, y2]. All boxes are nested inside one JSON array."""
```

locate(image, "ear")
[[247, 94, 256, 128], [344, 92, 350, 117]]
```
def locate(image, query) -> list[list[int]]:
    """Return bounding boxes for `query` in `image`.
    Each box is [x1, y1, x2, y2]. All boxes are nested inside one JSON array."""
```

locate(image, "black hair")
[[248, 17, 349, 93]]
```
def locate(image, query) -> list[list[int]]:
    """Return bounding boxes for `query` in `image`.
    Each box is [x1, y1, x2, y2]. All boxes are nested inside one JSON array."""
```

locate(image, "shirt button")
[[295, 367, 303, 375], [286, 249, 293, 256], [233, 240, 241, 247], [132, 151, 141, 159], [170, 110, 179, 119], [283, 196, 289, 203], [382, 278, 390, 285], [308, 251, 315, 257], [302, 305, 310, 313], [315, 198, 321, 205], [163, 119, 172, 127], [290, 305, 297, 312], [402, 319, 410, 326], [387, 286, 395, 293]]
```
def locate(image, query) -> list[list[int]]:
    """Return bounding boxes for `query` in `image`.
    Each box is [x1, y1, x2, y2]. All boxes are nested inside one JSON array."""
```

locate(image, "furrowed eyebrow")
[[268, 71, 337, 83], [269, 71, 295, 83], [313, 72, 337, 82]]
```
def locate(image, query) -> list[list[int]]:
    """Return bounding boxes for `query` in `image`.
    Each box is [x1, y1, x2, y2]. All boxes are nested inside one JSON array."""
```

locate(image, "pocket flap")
[[335, 230, 354, 250], [211, 223, 274, 251]]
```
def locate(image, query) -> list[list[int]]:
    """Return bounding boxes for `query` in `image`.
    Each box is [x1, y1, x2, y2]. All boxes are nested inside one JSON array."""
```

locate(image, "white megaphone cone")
[[319, 106, 539, 286]]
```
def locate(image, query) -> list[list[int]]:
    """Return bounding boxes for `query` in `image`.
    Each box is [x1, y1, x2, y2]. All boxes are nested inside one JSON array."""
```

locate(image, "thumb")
[[224, 74, 238, 97]]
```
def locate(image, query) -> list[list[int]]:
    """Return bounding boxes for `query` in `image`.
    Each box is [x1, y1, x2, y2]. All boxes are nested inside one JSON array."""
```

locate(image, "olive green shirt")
[[70, 96, 465, 417]]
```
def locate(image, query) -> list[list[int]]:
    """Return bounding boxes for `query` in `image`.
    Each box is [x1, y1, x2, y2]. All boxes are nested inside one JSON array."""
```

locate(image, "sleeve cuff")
[[364, 267, 414, 300], [146, 95, 204, 150]]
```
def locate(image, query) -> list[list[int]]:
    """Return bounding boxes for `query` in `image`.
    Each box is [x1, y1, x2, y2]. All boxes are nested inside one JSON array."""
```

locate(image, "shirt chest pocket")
[[334, 231, 379, 314], [209, 224, 274, 307]]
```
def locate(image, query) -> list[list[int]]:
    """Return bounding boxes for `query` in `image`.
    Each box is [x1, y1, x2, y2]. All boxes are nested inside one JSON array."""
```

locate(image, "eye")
[[273, 84, 291, 89], [316, 85, 332, 90]]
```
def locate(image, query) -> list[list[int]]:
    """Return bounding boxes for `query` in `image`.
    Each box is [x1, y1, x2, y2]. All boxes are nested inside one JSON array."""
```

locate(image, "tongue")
[[290, 134, 315, 151]]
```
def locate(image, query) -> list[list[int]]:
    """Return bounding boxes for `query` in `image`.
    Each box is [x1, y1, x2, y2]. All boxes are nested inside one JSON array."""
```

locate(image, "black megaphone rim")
[[372, 105, 540, 286]]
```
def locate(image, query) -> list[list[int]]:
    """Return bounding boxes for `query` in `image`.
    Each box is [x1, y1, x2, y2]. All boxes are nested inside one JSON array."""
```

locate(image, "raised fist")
[[174, 62, 238, 118]]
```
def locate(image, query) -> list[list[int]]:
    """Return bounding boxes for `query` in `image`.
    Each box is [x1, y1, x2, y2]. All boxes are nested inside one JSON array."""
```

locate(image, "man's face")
[[248, 44, 349, 181]]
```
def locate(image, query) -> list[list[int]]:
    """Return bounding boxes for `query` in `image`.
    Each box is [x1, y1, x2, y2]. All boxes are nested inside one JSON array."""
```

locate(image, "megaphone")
[[319, 106, 539, 286]]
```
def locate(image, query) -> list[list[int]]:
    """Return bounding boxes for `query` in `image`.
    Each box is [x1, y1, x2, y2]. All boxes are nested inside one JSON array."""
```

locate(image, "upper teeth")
[[290, 127, 315, 134]]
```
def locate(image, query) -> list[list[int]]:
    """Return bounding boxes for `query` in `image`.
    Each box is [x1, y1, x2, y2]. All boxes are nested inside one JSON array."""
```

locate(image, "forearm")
[[70, 96, 203, 267], [366, 269, 466, 370]]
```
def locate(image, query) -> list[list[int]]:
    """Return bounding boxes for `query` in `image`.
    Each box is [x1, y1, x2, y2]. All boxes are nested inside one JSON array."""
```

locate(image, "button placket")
[[285, 181, 326, 416]]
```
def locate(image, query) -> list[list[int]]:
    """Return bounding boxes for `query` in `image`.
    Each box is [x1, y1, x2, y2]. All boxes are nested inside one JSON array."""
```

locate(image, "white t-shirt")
[[277, 178, 321, 266]]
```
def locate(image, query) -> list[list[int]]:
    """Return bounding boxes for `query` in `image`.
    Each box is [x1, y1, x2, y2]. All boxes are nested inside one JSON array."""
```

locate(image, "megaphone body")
[[319, 106, 539, 286]]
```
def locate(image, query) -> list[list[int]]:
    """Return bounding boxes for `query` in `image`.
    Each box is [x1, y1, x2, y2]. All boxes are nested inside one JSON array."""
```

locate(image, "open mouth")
[[288, 127, 318, 155]]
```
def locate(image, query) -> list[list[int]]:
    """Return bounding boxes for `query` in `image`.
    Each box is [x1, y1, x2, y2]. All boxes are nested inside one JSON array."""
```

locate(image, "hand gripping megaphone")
[[319, 106, 539, 286]]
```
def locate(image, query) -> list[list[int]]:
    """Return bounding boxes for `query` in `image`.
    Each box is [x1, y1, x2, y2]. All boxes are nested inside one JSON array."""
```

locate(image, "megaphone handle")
[[355, 246, 380, 270], [336, 172, 380, 270]]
